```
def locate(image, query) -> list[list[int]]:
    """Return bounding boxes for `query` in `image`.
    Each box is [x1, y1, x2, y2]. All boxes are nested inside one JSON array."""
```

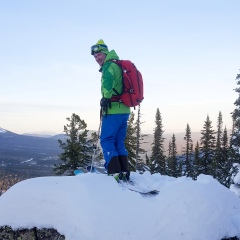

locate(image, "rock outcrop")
[[0, 226, 65, 239]]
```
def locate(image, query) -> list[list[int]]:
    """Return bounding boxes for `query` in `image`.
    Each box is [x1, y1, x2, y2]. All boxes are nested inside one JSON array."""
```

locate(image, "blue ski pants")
[[100, 114, 129, 170]]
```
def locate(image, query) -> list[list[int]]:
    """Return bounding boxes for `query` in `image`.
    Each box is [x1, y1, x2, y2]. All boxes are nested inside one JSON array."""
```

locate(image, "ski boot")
[[118, 171, 131, 182]]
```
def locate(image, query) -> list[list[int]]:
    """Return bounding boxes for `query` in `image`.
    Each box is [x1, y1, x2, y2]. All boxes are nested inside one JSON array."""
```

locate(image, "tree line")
[[145, 109, 234, 187], [54, 71, 240, 189]]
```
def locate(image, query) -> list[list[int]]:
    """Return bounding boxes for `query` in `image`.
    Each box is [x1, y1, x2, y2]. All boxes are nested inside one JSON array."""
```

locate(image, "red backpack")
[[109, 60, 144, 108]]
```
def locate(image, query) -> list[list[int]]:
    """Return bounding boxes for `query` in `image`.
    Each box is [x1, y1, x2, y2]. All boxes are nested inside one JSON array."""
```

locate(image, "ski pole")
[[89, 110, 102, 172]]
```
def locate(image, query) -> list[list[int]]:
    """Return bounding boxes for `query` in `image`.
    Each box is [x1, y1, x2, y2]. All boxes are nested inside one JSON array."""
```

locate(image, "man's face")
[[94, 52, 106, 66]]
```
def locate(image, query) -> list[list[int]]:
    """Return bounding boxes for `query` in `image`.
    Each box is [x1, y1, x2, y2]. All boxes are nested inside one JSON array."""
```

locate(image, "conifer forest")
[[1, 71, 240, 194]]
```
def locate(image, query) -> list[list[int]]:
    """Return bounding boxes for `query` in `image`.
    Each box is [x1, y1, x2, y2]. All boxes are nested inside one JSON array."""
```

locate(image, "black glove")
[[100, 98, 111, 114]]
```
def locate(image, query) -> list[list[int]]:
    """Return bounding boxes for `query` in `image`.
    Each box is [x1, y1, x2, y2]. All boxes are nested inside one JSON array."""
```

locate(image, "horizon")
[[0, 126, 232, 137]]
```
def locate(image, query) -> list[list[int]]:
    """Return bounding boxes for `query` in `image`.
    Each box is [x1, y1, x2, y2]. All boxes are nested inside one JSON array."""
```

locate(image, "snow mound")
[[0, 172, 240, 240]]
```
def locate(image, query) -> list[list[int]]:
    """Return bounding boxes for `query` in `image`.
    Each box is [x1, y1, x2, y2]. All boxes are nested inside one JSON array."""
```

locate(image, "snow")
[[230, 163, 240, 198], [0, 172, 240, 240], [21, 158, 34, 163], [0, 127, 6, 134], [233, 164, 240, 184]]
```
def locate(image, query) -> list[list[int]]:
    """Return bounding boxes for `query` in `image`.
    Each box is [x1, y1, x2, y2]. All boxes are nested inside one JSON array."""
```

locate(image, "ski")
[[118, 179, 159, 195], [126, 188, 159, 195], [84, 165, 159, 196]]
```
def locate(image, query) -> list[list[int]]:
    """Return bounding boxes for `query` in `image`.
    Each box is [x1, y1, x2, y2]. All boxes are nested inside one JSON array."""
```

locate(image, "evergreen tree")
[[212, 111, 223, 179], [150, 108, 166, 174], [125, 110, 146, 172], [135, 105, 147, 173], [54, 113, 92, 175], [194, 141, 200, 180], [221, 126, 231, 187], [199, 115, 216, 175], [229, 70, 240, 163], [166, 141, 172, 175], [222, 126, 229, 153], [212, 112, 231, 186], [125, 112, 137, 171], [183, 123, 193, 177], [168, 134, 178, 177], [145, 154, 151, 172]]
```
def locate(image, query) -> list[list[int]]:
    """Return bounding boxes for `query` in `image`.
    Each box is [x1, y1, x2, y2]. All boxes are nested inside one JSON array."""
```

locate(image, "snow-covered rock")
[[0, 172, 240, 240]]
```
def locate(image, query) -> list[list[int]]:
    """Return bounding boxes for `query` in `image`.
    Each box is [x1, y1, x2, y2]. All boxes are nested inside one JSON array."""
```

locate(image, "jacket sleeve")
[[101, 62, 115, 99]]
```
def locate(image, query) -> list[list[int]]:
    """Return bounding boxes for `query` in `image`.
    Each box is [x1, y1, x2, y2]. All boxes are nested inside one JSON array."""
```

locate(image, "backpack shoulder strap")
[[106, 60, 123, 96]]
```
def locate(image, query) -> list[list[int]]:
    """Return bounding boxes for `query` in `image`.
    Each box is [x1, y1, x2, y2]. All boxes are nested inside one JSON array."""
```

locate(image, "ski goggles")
[[91, 44, 108, 55]]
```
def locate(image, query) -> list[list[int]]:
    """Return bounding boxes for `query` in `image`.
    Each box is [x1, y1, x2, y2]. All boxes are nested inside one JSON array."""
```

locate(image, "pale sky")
[[0, 0, 239, 135]]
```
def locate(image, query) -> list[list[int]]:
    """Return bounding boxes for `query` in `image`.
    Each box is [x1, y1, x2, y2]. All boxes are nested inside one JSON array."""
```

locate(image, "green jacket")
[[100, 50, 130, 115]]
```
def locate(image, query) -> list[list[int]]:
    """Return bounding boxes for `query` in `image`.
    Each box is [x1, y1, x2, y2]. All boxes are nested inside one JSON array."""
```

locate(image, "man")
[[91, 39, 130, 180]]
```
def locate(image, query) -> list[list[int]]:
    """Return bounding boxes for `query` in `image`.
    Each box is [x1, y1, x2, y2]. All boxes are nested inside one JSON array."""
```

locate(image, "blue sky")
[[0, 0, 239, 135]]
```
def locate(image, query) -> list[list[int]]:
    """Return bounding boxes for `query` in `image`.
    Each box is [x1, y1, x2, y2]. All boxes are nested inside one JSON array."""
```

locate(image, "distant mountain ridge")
[[0, 127, 232, 177], [22, 130, 59, 138], [0, 127, 62, 177]]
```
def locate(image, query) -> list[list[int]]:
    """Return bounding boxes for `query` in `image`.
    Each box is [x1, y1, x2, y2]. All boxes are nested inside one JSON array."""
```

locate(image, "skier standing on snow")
[[91, 39, 130, 180]]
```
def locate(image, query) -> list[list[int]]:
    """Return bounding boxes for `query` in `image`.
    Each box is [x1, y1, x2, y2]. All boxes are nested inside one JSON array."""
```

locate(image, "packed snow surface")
[[0, 172, 240, 240]]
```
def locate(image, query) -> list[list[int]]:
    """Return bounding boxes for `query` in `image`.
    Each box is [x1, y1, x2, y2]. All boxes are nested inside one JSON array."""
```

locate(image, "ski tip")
[[140, 190, 159, 196], [138, 189, 159, 195], [147, 190, 159, 195], [74, 169, 84, 175], [125, 187, 159, 196]]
